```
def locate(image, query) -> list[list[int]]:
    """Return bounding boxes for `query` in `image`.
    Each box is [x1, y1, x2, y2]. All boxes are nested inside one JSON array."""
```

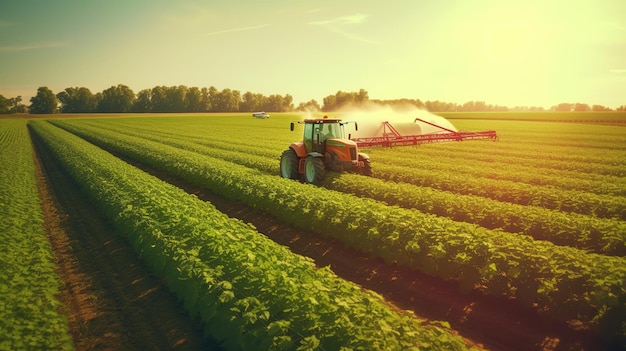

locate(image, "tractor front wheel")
[[280, 149, 299, 180], [361, 157, 372, 176], [303, 156, 325, 184]]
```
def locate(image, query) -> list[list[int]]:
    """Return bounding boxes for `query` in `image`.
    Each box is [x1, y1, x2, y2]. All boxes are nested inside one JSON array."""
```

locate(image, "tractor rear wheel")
[[280, 149, 299, 180], [303, 156, 325, 184]]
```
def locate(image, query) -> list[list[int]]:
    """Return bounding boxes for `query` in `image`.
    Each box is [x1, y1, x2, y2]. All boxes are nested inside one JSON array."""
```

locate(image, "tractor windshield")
[[319, 122, 341, 140]]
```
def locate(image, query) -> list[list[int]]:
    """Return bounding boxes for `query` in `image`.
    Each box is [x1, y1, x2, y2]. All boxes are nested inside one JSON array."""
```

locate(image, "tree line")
[[17, 85, 295, 114], [1, 85, 624, 114]]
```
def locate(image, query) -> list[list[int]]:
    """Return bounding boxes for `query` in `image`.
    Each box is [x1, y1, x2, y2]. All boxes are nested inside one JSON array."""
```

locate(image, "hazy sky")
[[1, 0, 624, 108]]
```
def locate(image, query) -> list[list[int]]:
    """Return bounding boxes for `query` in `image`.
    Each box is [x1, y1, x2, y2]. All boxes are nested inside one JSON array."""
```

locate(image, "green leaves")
[[32, 120, 479, 350], [45, 116, 626, 346], [0, 120, 73, 350]]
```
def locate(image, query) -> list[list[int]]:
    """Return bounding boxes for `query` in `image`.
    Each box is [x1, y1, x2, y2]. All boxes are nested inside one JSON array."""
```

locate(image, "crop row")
[[50, 119, 626, 344], [95, 117, 625, 195], [54, 119, 625, 255], [449, 119, 626, 151], [374, 163, 625, 219], [0, 120, 73, 350], [401, 137, 626, 168], [70, 118, 626, 207], [370, 149, 625, 196], [324, 174, 626, 256], [30, 120, 477, 350], [376, 144, 625, 178]]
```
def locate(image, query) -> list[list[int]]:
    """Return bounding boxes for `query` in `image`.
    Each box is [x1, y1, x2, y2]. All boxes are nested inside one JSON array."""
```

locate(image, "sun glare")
[[485, 22, 538, 65]]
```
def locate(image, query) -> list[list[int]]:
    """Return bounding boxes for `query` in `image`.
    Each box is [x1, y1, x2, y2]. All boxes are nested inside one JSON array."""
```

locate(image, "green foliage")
[[31, 120, 478, 351], [0, 119, 73, 350], [29, 87, 58, 114], [48, 116, 626, 346]]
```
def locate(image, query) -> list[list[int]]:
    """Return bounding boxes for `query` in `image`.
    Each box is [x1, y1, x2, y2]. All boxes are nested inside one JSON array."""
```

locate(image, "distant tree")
[[210, 88, 240, 112], [321, 94, 336, 112], [424, 100, 457, 112], [186, 87, 205, 112], [1, 95, 27, 113], [168, 85, 188, 112], [97, 84, 135, 113], [322, 89, 370, 111], [132, 89, 152, 112], [207, 86, 219, 112], [553, 103, 573, 112], [57, 87, 97, 113], [282, 94, 294, 112], [617, 105, 626, 111], [150, 86, 169, 112], [29, 87, 58, 114], [573, 103, 590, 112], [461, 101, 487, 112], [0, 95, 9, 114], [201, 87, 211, 112], [591, 104, 611, 112], [369, 98, 426, 110], [241, 91, 265, 112], [296, 99, 321, 112], [264, 94, 293, 112]]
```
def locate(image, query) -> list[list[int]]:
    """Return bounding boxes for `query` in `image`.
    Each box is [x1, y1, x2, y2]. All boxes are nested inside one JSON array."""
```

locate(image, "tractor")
[[280, 116, 371, 184]]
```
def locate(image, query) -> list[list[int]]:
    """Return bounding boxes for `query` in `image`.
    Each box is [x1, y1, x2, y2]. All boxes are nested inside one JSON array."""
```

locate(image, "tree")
[[210, 88, 240, 112], [186, 87, 205, 112], [133, 89, 152, 112], [424, 100, 457, 112], [573, 103, 590, 112], [201, 87, 211, 112], [97, 84, 135, 112], [0, 95, 9, 114], [9, 96, 27, 113], [241, 91, 265, 112], [57, 87, 97, 113], [168, 85, 188, 112], [591, 104, 611, 112], [321, 89, 370, 111], [461, 101, 487, 112], [553, 103, 573, 112], [296, 99, 321, 112], [29, 87, 58, 114], [150, 86, 169, 112]]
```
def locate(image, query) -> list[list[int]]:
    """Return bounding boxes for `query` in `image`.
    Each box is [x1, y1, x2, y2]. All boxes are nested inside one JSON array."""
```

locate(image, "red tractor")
[[280, 116, 372, 184]]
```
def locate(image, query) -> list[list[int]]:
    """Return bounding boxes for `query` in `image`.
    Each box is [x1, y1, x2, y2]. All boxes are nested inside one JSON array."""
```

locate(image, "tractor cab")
[[282, 116, 372, 184], [302, 118, 344, 154]]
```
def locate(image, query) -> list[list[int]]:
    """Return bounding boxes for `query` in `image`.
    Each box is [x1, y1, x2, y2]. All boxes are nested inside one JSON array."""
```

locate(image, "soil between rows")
[[32, 132, 221, 351], [121, 156, 606, 351], [33, 130, 607, 351]]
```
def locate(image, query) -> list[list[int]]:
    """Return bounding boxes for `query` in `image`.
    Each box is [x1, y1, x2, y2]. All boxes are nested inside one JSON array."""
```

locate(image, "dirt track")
[[33, 132, 607, 351]]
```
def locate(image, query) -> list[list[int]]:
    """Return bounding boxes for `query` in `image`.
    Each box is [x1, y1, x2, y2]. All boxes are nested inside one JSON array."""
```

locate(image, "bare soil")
[[32, 132, 610, 351]]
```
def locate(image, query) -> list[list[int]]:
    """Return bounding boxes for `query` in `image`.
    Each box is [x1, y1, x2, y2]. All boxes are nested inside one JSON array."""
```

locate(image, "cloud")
[[309, 13, 374, 44], [0, 42, 68, 53], [310, 13, 368, 26], [204, 24, 269, 36], [610, 69, 626, 74]]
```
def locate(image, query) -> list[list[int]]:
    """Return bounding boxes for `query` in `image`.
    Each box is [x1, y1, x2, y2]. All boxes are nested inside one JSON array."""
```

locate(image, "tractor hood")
[[326, 138, 358, 148]]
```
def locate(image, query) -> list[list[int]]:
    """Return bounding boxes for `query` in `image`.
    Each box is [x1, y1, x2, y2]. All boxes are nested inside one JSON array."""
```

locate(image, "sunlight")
[[485, 22, 538, 65]]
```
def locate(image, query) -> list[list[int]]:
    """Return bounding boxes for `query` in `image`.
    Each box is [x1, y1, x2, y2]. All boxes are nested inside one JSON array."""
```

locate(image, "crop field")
[[2, 112, 625, 350]]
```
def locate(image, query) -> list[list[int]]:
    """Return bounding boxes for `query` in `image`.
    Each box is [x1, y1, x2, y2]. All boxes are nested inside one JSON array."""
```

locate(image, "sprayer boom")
[[350, 118, 497, 147]]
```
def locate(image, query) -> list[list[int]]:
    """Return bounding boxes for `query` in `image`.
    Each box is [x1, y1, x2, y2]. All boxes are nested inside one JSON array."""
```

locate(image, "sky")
[[0, 0, 625, 109]]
